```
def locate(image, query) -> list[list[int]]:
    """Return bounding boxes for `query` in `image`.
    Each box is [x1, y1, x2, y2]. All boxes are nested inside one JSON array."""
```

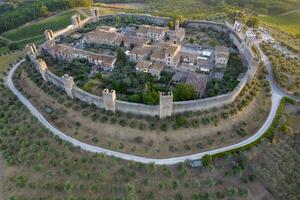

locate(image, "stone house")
[[149, 62, 164, 77], [117, 35, 149, 49], [150, 47, 166, 63], [81, 28, 121, 47], [215, 46, 230, 68], [129, 45, 152, 62], [136, 25, 167, 42], [165, 44, 180, 67], [42, 43, 116, 70], [180, 49, 198, 64], [170, 28, 185, 44], [185, 73, 208, 98], [135, 60, 153, 73]]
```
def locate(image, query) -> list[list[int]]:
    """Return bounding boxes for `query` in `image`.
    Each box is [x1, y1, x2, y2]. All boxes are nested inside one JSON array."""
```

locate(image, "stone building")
[[185, 73, 208, 98], [42, 43, 116, 70], [215, 46, 230, 68], [129, 45, 152, 62], [135, 60, 153, 73], [136, 25, 167, 42], [165, 44, 181, 67], [149, 62, 164, 77], [81, 28, 121, 46]]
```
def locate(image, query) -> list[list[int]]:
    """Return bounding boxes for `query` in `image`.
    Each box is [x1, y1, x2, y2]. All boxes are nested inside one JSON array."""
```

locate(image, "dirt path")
[[280, 9, 300, 15], [0, 36, 11, 43]]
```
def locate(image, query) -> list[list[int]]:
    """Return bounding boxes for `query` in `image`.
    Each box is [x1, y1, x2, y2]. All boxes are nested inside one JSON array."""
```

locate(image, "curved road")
[[5, 55, 295, 165]]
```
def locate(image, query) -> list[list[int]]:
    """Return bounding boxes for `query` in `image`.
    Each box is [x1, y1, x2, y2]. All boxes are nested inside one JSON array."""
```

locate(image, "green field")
[[258, 10, 300, 35], [0, 50, 25, 76], [1, 10, 85, 42]]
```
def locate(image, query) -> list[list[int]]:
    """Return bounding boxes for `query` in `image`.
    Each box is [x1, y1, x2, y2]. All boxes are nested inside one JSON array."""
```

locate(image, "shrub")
[[202, 154, 212, 166], [175, 116, 188, 127]]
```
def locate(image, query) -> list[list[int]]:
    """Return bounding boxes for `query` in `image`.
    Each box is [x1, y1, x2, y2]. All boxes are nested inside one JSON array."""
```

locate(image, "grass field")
[[0, 50, 24, 76], [1, 10, 86, 42], [258, 10, 300, 36]]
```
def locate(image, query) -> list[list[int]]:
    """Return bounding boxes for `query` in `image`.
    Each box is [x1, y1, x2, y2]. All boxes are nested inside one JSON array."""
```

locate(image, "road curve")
[[6, 59, 283, 165]]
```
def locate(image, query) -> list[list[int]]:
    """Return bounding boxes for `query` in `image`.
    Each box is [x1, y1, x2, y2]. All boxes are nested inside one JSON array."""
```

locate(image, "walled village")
[[26, 8, 259, 118]]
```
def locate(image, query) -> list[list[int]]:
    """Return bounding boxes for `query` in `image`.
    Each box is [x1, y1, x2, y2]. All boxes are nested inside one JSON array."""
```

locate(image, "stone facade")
[[62, 74, 75, 98], [102, 89, 116, 112], [91, 7, 100, 17], [159, 92, 173, 118], [36, 59, 48, 82], [26, 43, 37, 56], [71, 15, 81, 27]]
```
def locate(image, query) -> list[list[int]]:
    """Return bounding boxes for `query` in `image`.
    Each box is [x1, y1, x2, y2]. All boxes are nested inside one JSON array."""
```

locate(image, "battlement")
[[160, 92, 173, 118], [71, 15, 81, 27], [91, 7, 100, 17], [175, 19, 180, 30], [26, 43, 37, 56], [44, 29, 54, 41], [62, 74, 75, 98]]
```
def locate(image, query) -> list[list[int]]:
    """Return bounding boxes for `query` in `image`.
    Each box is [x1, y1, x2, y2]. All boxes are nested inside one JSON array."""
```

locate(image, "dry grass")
[[17, 67, 271, 158]]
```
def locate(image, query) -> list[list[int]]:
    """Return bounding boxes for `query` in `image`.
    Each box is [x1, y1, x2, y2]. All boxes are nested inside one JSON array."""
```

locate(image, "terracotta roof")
[[83, 29, 120, 42], [137, 25, 167, 35], [44, 43, 116, 67], [130, 46, 152, 56], [166, 44, 180, 55], [136, 25, 149, 35], [215, 46, 230, 58], [136, 60, 153, 70], [150, 62, 165, 71], [151, 47, 165, 59], [171, 28, 185, 39]]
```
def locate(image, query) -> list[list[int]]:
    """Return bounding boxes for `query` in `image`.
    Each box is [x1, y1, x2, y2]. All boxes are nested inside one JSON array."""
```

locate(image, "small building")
[[149, 62, 164, 77], [185, 73, 208, 98], [213, 71, 224, 80], [150, 47, 166, 63], [170, 28, 185, 44], [215, 46, 230, 68], [180, 62, 197, 72], [135, 60, 153, 73], [81, 28, 121, 46], [129, 46, 152, 62], [172, 71, 188, 83], [190, 160, 203, 168], [165, 44, 181, 67], [180, 49, 198, 63], [136, 25, 167, 42]]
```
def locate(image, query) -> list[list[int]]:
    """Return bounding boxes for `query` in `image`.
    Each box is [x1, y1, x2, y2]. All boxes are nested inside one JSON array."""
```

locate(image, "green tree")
[[143, 90, 159, 105], [246, 17, 259, 27], [202, 154, 212, 166], [173, 84, 196, 101]]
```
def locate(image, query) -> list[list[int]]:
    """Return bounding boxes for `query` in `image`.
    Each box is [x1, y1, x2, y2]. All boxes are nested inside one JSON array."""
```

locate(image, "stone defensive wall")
[[25, 11, 259, 118], [172, 76, 247, 113]]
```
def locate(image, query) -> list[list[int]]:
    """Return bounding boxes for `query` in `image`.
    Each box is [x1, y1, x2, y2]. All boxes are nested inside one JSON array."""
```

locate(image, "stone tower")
[[36, 59, 48, 82], [91, 7, 99, 17], [175, 19, 180, 30], [62, 74, 75, 98], [159, 92, 173, 118], [102, 89, 116, 112], [26, 43, 37, 56], [245, 30, 256, 46], [44, 29, 54, 41], [71, 15, 81, 27], [233, 20, 242, 32]]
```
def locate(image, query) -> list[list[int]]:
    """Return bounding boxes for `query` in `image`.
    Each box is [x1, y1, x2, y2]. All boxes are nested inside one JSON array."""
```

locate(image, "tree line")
[[0, 0, 92, 34]]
